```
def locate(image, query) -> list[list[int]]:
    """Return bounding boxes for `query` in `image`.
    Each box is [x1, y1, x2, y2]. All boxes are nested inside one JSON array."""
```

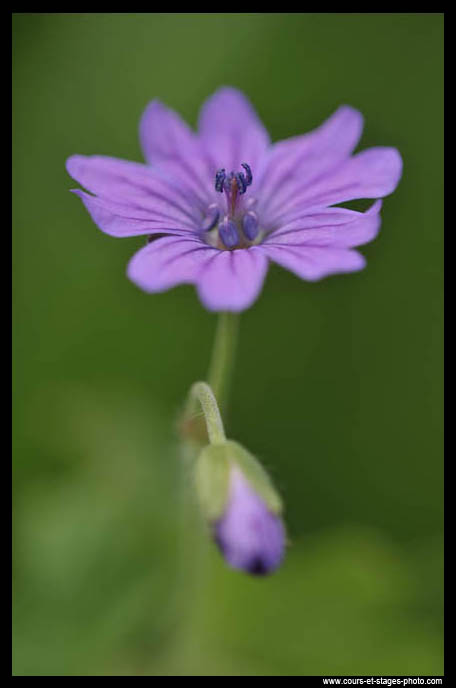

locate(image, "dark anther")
[[241, 163, 252, 186], [235, 172, 247, 195], [215, 169, 226, 193], [215, 164, 253, 195]]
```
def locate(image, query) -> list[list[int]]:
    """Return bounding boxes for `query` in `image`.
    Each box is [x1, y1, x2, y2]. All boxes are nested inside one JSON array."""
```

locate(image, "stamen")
[[214, 163, 254, 220], [235, 172, 247, 195], [214, 163, 253, 195], [223, 172, 234, 194], [219, 217, 240, 249], [226, 174, 238, 217], [201, 204, 220, 232], [242, 211, 259, 241], [215, 169, 226, 193], [241, 163, 252, 186]]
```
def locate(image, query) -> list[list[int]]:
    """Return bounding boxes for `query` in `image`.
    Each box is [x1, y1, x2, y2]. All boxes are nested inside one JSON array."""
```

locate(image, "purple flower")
[[214, 467, 285, 576], [66, 87, 402, 312]]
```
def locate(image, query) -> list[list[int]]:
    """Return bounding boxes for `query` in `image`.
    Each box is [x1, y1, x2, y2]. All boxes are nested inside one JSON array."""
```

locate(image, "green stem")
[[207, 311, 239, 414], [169, 316, 239, 669], [180, 312, 239, 446]]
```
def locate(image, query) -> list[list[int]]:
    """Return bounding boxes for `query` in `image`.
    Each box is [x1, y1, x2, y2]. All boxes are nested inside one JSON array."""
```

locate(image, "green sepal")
[[225, 440, 283, 515], [194, 440, 283, 522], [194, 443, 231, 522]]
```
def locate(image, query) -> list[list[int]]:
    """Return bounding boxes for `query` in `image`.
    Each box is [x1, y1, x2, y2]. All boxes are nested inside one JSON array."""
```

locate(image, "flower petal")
[[267, 147, 402, 222], [66, 154, 203, 226], [257, 105, 364, 201], [196, 246, 269, 312], [127, 236, 216, 292], [198, 87, 270, 172], [263, 243, 366, 282], [71, 190, 195, 237], [267, 200, 382, 248], [139, 99, 199, 164], [139, 100, 213, 200]]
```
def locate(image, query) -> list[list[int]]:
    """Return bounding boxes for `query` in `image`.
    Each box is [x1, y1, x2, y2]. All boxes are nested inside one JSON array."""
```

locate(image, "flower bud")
[[195, 440, 285, 576]]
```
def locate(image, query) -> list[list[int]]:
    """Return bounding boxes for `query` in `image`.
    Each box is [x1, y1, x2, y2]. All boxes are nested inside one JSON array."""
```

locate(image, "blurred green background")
[[12, 13, 443, 676]]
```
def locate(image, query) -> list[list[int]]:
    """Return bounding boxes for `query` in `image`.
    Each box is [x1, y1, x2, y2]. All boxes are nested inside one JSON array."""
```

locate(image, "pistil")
[[215, 163, 253, 219]]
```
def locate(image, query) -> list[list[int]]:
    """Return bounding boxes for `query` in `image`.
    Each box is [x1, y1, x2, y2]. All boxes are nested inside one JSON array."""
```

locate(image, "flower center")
[[201, 163, 261, 250]]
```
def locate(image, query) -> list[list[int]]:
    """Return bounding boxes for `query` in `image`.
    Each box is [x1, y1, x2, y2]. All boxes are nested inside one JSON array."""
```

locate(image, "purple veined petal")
[[308, 147, 403, 206], [268, 199, 381, 232], [71, 190, 197, 238], [196, 246, 269, 312], [266, 200, 382, 249], [214, 468, 285, 576], [263, 243, 366, 282], [66, 154, 205, 223], [140, 99, 200, 165], [283, 104, 363, 161], [139, 100, 215, 202], [256, 105, 364, 203], [198, 87, 270, 172], [149, 156, 215, 209], [127, 235, 216, 292], [265, 147, 402, 223]]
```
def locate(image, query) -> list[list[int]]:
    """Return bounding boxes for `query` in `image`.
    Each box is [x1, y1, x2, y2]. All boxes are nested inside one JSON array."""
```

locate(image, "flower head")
[[194, 439, 285, 576], [67, 87, 402, 312]]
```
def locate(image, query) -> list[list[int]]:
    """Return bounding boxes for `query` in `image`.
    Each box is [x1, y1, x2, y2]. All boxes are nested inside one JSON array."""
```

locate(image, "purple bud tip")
[[214, 468, 285, 576], [242, 211, 259, 241], [201, 204, 220, 232], [215, 169, 226, 193], [219, 218, 240, 249]]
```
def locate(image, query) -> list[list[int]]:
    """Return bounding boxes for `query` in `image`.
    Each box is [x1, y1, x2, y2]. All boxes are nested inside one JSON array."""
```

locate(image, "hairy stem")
[[180, 312, 239, 446], [188, 382, 226, 445], [207, 311, 239, 413]]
